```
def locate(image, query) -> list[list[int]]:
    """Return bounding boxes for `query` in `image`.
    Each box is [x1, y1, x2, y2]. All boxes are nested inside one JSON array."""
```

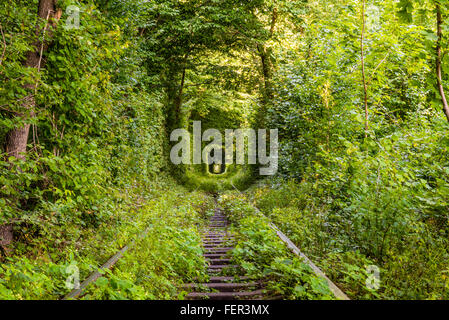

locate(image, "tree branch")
[[0, 25, 6, 68], [436, 3, 449, 122]]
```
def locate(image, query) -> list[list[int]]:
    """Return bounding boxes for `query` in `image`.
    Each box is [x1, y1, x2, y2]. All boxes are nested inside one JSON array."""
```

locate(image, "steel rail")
[[230, 182, 350, 300], [63, 190, 202, 300]]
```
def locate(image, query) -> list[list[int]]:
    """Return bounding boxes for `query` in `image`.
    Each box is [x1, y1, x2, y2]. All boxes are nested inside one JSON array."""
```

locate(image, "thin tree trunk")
[[257, 8, 277, 126], [5, 0, 60, 160], [167, 53, 188, 131], [172, 65, 186, 128], [261, 7, 277, 102], [436, 3, 449, 122], [258, 45, 274, 102], [361, 0, 369, 138]]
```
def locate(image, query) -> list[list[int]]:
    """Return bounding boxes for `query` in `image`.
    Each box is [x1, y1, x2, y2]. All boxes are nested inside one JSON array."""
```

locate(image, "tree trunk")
[[258, 44, 274, 103], [5, 0, 60, 160], [173, 63, 186, 127], [436, 3, 449, 123], [0, 224, 13, 255], [361, 0, 369, 138], [261, 8, 277, 102], [257, 8, 277, 126], [165, 54, 188, 132]]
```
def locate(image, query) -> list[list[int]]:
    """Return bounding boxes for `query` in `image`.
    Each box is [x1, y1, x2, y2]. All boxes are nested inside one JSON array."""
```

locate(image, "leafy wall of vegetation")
[[1, 0, 449, 300], [249, 0, 449, 299]]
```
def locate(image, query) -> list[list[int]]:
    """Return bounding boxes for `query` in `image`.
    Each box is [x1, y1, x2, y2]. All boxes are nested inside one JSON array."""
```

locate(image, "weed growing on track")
[[0, 179, 214, 299], [219, 193, 334, 300]]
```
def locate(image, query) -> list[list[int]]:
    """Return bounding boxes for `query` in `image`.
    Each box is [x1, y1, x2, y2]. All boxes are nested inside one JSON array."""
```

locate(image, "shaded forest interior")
[[0, 0, 449, 300]]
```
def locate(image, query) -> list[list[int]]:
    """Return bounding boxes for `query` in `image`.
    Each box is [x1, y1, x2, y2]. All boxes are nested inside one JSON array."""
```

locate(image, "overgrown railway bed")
[[185, 207, 264, 300], [63, 193, 348, 300]]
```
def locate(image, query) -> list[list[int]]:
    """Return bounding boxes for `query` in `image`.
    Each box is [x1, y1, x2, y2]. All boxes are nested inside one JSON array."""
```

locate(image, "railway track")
[[185, 207, 264, 300], [64, 192, 348, 300]]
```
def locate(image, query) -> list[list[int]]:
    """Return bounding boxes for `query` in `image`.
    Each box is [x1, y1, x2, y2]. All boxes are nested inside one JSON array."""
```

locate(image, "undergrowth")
[[219, 192, 335, 300], [0, 179, 214, 299]]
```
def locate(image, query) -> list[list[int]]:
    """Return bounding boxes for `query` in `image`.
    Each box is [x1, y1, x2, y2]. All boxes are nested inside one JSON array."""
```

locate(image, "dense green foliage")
[[1, 0, 449, 300], [0, 0, 167, 225], [0, 181, 212, 299], [220, 192, 334, 300], [249, 0, 449, 299], [81, 190, 213, 300]]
